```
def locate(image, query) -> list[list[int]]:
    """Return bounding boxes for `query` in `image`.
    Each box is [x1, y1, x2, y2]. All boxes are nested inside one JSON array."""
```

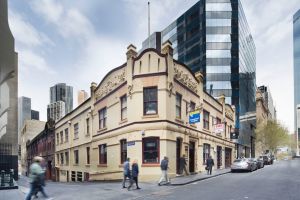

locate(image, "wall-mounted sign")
[[215, 124, 224, 133], [189, 110, 200, 124], [230, 132, 239, 139], [127, 141, 135, 146]]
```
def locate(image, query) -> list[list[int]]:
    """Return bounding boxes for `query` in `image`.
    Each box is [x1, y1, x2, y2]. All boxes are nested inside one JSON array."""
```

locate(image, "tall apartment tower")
[[78, 90, 88, 105], [50, 83, 73, 114], [0, 0, 19, 180], [48, 83, 73, 121], [141, 0, 256, 157], [18, 96, 40, 131], [18, 97, 31, 132]]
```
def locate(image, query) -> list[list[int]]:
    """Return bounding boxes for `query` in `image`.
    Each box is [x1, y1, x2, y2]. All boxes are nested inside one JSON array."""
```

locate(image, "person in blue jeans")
[[128, 159, 141, 190], [122, 158, 132, 188]]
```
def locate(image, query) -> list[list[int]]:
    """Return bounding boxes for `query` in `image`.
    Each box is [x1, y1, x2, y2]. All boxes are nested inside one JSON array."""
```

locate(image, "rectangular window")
[[206, 65, 231, 73], [65, 128, 69, 142], [190, 101, 196, 112], [206, 50, 231, 58], [121, 95, 127, 120], [142, 137, 159, 164], [206, 34, 231, 43], [99, 108, 107, 129], [176, 93, 182, 118], [56, 154, 59, 165], [206, 19, 231, 27], [203, 143, 211, 164], [60, 131, 63, 144], [74, 123, 79, 139], [206, 81, 232, 90], [206, 3, 232, 11], [203, 110, 210, 130], [86, 118, 90, 135], [120, 139, 127, 164], [65, 152, 69, 165], [60, 153, 64, 165], [99, 144, 107, 164], [74, 150, 79, 164], [216, 117, 222, 125], [143, 87, 158, 115], [86, 147, 90, 164], [56, 133, 59, 145]]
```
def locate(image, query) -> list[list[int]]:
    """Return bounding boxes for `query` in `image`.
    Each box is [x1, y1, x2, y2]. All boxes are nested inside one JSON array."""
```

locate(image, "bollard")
[[1, 170, 5, 187], [9, 169, 14, 187]]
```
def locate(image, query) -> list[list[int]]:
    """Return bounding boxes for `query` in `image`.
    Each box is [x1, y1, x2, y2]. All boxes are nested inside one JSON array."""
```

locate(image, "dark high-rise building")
[[0, 0, 19, 180], [31, 110, 39, 120], [18, 96, 31, 132], [48, 83, 73, 120], [141, 0, 256, 157], [294, 9, 300, 132]]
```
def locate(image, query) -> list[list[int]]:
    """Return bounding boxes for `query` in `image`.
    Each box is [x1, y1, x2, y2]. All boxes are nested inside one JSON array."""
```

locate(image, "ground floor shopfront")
[[56, 122, 235, 182]]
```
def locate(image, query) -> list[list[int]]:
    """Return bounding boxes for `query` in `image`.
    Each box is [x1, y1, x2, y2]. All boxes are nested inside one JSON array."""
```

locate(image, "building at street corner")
[[54, 43, 236, 182]]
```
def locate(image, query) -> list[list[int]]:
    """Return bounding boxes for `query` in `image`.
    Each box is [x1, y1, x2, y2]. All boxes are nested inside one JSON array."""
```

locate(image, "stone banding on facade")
[[54, 43, 236, 182]]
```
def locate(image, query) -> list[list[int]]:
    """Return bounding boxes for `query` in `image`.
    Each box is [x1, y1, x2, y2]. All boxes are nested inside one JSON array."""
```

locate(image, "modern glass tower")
[[49, 83, 73, 114], [141, 0, 256, 157], [294, 9, 300, 135]]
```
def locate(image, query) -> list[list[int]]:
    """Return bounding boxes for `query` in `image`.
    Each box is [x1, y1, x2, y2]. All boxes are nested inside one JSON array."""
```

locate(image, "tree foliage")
[[255, 120, 290, 154]]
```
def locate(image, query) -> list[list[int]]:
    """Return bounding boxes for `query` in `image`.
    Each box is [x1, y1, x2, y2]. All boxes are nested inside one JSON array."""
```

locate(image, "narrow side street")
[[4, 159, 299, 200]]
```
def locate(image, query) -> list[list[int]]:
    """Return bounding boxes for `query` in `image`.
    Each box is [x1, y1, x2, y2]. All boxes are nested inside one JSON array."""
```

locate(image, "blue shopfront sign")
[[189, 110, 200, 124]]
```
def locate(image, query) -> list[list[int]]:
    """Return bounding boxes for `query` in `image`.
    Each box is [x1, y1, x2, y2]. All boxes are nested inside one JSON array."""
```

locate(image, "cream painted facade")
[[55, 43, 236, 182], [20, 120, 46, 175]]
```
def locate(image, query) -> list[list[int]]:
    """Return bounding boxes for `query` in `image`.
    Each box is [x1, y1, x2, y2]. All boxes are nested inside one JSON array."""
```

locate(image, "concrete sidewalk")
[[170, 168, 230, 186]]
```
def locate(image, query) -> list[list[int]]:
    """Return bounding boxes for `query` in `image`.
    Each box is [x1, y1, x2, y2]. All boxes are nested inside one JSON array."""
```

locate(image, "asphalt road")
[[14, 159, 300, 200], [138, 159, 300, 200]]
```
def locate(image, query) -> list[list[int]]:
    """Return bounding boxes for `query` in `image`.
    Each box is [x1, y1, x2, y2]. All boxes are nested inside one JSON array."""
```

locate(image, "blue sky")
[[7, 0, 300, 132]]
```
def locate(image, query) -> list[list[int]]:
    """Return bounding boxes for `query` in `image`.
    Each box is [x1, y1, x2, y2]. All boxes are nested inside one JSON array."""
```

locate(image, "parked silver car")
[[247, 158, 258, 170], [256, 157, 265, 169], [231, 158, 256, 172]]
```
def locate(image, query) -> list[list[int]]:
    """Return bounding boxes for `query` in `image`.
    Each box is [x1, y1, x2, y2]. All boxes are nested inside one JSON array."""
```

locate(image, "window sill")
[[73, 138, 79, 141], [203, 128, 210, 132], [175, 118, 184, 124], [73, 164, 79, 166], [85, 164, 91, 167], [98, 127, 107, 133], [142, 114, 159, 119], [141, 164, 160, 167], [97, 164, 108, 167], [119, 119, 128, 125], [190, 124, 197, 128]]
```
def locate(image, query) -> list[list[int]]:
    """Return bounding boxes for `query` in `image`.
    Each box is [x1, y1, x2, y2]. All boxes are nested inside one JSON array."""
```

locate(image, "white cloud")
[[8, 11, 53, 47]]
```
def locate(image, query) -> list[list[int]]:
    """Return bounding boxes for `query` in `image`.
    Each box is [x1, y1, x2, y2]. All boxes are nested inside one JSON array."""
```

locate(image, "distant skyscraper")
[[18, 96, 40, 131], [31, 110, 39, 120], [0, 0, 19, 180], [47, 101, 66, 122], [141, 0, 256, 157], [18, 97, 31, 132], [294, 9, 300, 132], [50, 83, 73, 114], [78, 90, 88, 105]]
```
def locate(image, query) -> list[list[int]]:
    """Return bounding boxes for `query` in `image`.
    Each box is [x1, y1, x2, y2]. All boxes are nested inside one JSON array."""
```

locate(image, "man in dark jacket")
[[179, 155, 189, 176], [206, 156, 214, 175], [158, 156, 169, 185], [128, 159, 141, 190]]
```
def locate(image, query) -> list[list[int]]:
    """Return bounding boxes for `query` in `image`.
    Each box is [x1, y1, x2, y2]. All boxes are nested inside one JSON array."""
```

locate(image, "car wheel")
[[231, 169, 235, 173]]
